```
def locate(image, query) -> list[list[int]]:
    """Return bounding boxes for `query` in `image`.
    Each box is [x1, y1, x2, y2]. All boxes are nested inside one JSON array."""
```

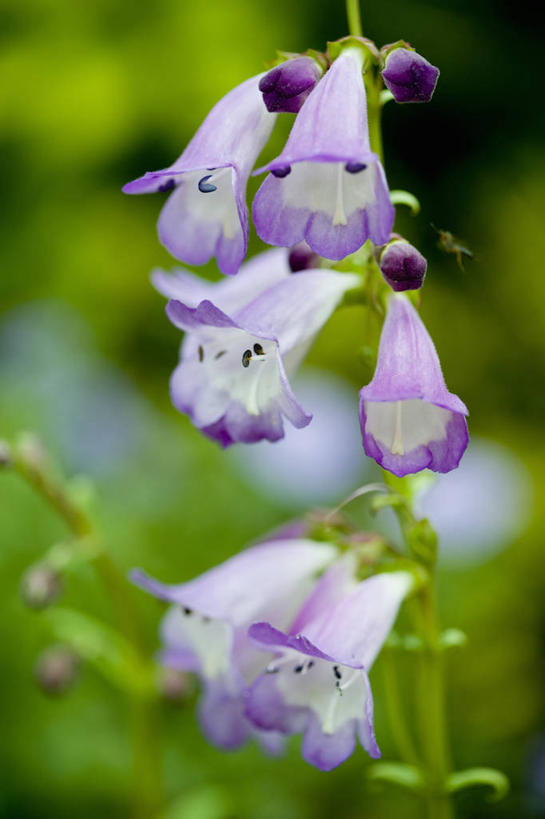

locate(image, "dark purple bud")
[[21, 564, 62, 610], [379, 240, 427, 291], [271, 165, 291, 178], [35, 646, 79, 696], [382, 48, 439, 103], [259, 57, 322, 114], [288, 242, 320, 272], [345, 161, 367, 174]]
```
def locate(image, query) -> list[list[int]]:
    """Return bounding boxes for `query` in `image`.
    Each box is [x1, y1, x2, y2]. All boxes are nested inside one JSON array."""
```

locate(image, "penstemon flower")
[[163, 260, 360, 446], [245, 558, 412, 770], [131, 538, 337, 750], [259, 56, 323, 113], [253, 47, 394, 260], [123, 75, 276, 275], [359, 294, 469, 476]]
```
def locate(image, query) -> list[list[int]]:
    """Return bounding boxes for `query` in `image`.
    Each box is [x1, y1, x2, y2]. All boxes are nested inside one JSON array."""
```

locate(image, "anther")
[[333, 665, 342, 680], [271, 165, 291, 178], [253, 343, 264, 356], [198, 345, 204, 362], [307, 660, 315, 669], [345, 161, 367, 174], [198, 174, 218, 193], [182, 607, 192, 616], [294, 664, 304, 673], [158, 178, 176, 192], [242, 349, 252, 368], [214, 350, 226, 360]]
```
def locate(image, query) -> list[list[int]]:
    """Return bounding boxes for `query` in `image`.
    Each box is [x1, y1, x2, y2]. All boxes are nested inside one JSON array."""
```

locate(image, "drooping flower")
[[163, 261, 360, 446], [131, 538, 337, 750], [259, 57, 323, 113], [359, 294, 468, 476], [123, 75, 276, 275], [253, 48, 394, 260], [382, 48, 439, 104], [378, 239, 427, 291], [245, 558, 412, 771]]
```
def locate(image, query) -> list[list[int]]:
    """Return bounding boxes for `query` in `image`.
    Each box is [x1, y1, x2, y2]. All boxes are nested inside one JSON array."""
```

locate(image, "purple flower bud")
[[382, 48, 439, 103], [21, 564, 62, 610], [259, 57, 322, 114], [379, 240, 427, 291], [288, 242, 320, 272], [35, 646, 79, 696]]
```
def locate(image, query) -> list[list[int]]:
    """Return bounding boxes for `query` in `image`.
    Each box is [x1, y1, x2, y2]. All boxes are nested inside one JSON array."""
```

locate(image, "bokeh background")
[[1, 0, 544, 816]]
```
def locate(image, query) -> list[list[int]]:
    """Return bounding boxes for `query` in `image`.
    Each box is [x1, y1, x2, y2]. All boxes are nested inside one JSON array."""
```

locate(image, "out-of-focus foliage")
[[0, 0, 544, 816]]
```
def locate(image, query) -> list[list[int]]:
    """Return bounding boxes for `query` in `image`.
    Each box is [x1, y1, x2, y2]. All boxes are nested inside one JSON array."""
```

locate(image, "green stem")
[[345, 0, 363, 36], [381, 648, 420, 766], [410, 586, 454, 819], [10, 440, 163, 818]]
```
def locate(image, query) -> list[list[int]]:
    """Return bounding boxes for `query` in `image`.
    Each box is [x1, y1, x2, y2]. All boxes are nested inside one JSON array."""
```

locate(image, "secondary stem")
[[10, 440, 164, 818]]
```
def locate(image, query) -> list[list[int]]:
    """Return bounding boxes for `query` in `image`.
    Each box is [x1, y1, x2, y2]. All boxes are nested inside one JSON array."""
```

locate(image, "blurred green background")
[[1, 0, 544, 816]]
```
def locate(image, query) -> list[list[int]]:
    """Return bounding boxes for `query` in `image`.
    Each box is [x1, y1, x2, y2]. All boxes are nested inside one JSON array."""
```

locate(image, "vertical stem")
[[346, 0, 363, 37], [381, 648, 420, 766]]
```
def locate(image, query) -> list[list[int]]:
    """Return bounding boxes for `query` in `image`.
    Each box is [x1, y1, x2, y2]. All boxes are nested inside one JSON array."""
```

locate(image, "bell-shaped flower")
[[164, 262, 360, 446], [259, 57, 323, 113], [123, 75, 276, 275], [382, 48, 439, 104], [359, 294, 468, 476], [253, 48, 394, 260], [245, 558, 412, 771], [131, 538, 337, 750]]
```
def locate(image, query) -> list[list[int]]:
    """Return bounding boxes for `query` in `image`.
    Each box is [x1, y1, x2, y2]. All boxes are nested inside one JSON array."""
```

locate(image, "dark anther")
[[307, 661, 315, 669], [242, 349, 252, 368], [253, 343, 264, 356], [214, 350, 226, 360], [158, 178, 176, 192], [182, 607, 192, 616], [198, 345, 204, 362], [333, 665, 342, 680], [198, 174, 218, 193], [345, 161, 367, 174], [294, 664, 304, 673], [271, 165, 291, 178]]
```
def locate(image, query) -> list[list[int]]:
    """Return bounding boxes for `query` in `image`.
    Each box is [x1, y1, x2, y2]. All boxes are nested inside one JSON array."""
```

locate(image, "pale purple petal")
[[124, 75, 276, 275], [302, 712, 357, 771], [244, 672, 309, 734], [199, 677, 250, 750]]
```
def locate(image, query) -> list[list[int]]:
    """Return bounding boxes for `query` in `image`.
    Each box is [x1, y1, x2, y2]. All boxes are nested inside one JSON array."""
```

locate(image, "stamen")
[[214, 350, 226, 360], [242, 349, 252, 368], [345, 161, 367, 174], [294, 664, 304, 673], [271, 165, 291, 178], [198, 345, 204, 362], [391, 400, 405, 455], [198, 175, 217, 193], [307, 661, 315, 669], [158, 178, 176, 192], [333, 163, 348, 226], [182, 607, 192, 616], [333, 665, 342, 680], [253, 343, 264, 356]]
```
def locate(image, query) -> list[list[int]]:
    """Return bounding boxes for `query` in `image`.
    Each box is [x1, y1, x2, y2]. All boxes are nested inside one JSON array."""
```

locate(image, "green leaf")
[[368, 761, 425, 793], [447, 768, 510, 802], [390, 190, 421, 215]]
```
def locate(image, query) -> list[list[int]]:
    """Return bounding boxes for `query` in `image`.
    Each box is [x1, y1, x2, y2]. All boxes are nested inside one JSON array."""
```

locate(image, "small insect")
[[431, 224, 474, 271]]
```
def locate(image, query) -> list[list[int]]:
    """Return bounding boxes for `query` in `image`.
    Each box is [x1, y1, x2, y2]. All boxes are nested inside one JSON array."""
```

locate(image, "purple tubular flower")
[[288, 242, 320, 273], [122, 75, 276, 275], [162, 259, 360, 446], [382, 48, 439, 103], [253, 48, 394, 260], [131, 538, 337, 750], [259, 57, 323, 114], [245, 559, 412, 771], [359, 295, 469, 476], [379, 239, 427, 291]]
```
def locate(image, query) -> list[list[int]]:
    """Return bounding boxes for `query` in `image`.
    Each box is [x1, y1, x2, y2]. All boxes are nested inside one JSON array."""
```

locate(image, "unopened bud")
[[259, 57, 322, 114], [288, 242, 320, 272], [35, 646, 79, 696], [382, 48, 439, 104], [379, 240, 427, 291], [158, 667, 194, 703], [21, 564, 62, 610]]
